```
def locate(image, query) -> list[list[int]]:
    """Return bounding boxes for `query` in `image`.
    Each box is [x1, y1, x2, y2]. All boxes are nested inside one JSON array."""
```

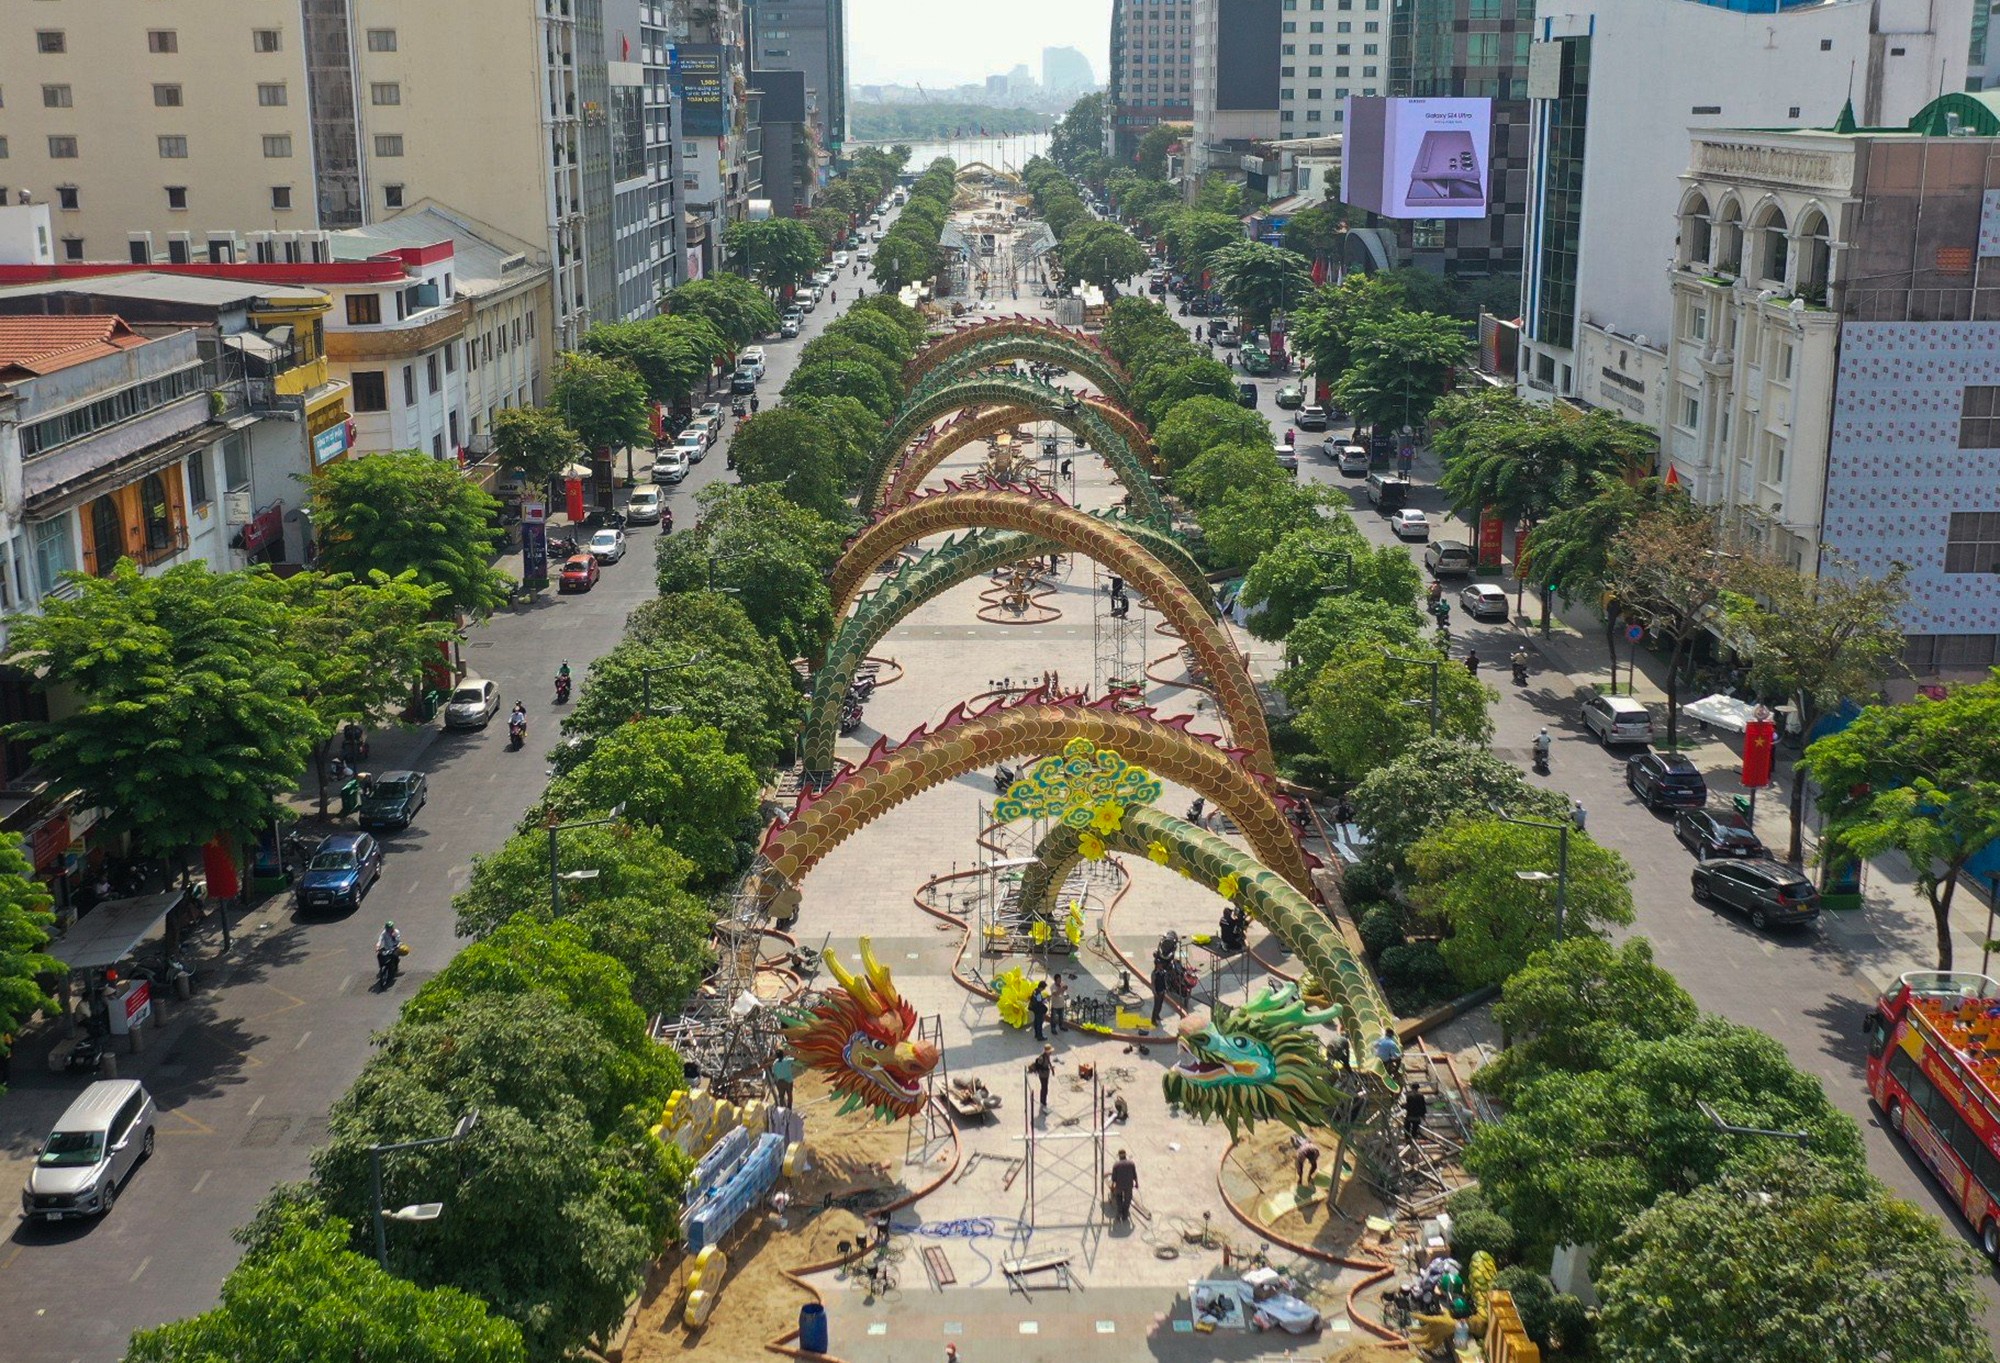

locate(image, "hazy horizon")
[[847, 0, 1111, 88]]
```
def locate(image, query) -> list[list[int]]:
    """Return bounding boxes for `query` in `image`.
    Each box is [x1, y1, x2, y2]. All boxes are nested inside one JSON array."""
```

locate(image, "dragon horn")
[[823, 946, 861, 998], [859, 937, 900, 1006]]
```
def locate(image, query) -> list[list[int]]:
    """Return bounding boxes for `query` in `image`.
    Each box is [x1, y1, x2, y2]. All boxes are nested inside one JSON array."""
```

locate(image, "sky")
[[846, 0, 1112, 89]]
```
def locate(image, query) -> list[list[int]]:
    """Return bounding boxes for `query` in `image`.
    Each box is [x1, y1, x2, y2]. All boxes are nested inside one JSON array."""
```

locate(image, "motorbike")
[[554, 672, 572, 705], [376, 944, 405, 991], [838, 705, 863, 737], [549, 533, 581, 558], [583, 507, 627, 530], [508, 712, 527, 750], [849, 676, 875, 703], [61, 1018, 108, 1075], [1510, 654, 1530, 686], [280, 828, 319, 871], [1531, 737, 1552, 776]]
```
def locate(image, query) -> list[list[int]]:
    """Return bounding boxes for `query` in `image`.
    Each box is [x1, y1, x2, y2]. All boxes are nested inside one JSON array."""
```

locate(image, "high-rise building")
[[1043, 46, 1096, 95], [754, 69, 820, 218], [1190, 0, 1282, 183], [1386, 0, 1528, 276], [605, 0, 687, 317], [746, 0, 847, 162], [0, 1, 617, 351], [1277, 0, 1385, 139], [1106, 0, 1197, 165], [1519, 0, 1968, 407], [672, 0, 757, 278]]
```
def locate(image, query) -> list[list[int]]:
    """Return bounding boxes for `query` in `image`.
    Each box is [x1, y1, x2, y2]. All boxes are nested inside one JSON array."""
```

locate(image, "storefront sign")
[[1477, 511, 1505, 570], [674, 45, 728, 135], [28, 814, 70, 873], [523, 519, 549, 586], [313, 422, 349, 466], [521, 498, 546, 526], [241, 500, 285, 555]]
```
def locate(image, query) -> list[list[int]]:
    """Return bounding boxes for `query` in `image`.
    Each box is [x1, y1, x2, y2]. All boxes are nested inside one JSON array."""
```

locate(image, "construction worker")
[[1109, 1149, 1139, 1222]]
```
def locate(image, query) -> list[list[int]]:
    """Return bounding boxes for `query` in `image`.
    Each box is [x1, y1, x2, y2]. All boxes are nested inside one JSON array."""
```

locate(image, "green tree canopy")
[[1050, 93, 1108, 172], [559, 634, 798, 779], [1604, 496, 1739, 747], [311, 452, 511, 618], [539, 718, 759, 885], [1476, 936, 1699, 1100], [845, 292, 929, 351], [807, 205, 850, 253], [1521, 472, 1682, 656], [796, 333, 904, 397], [550, 351, 650, 456], [1155, 398, 1272, 474], [1133, 355, 1238, 427], [785, 393, 883, 487], [870, 234, 939, 293], [665, 274, 779, 349], [727, 407, 851, 518], [783, 358, 895, 420], [1288, 273, 1403, 392], [1158, 209, 1239, 272], [578, 319, 720, 407], [1058, 221, 1150, 291], [1433, 391, 1653, 531], [0, 834, 57, 1079], [1100, 297, 1187, 369], [491, 405, 582, 486], [1347, 736, 1570, 875], [1276, 594, 1427, 701], [1331, 309, 1467, 433], [1281, 203, 1351, 260], [1170, 439, 1289, 509], [656, 483, 846, 660], [723, 218, 824, 293], [1239, 525, 1420, 642], [1207, 240, 1314, 328], [1195, 482, 1344, 573], [824, 308, 918, 365], [1135, 123, 1189, 179], [1300, 642, 1494, 784]]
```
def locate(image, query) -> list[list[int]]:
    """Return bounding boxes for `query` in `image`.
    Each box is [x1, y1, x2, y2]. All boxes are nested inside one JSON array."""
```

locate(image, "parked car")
[[833, 251, 850, 267], [653, 450, 691, 484], [587, 528, 627, 564], [1459, 583, 1509, 620], [1274, 383, 1305, 409], [1366, 471, 1412, 510], [730, 370, 758, 394], [558, 553, 601, 593], [1424, 539, 1475, 577], [22, 1080, 155, 1222], [780, 316, 802, 338], [1691, 858, 1821, 930], [740, 346, 767, 370], [857, 244, 875, 261], [443, 677, 501, 730], [625, 486, 663, 524], [671, 433, 704, 467], [1675, 808, 1768, 859], [1296, 404, 1329, 430], [295, 831, 383, 913], [358, 771, 428, 831], [1627, 751, 1709, 810], [685, 417, 718, 450], [1580, 693, 1655, 746], [1236, 382, 1259, 408], [1390, 508, 1430, 540]]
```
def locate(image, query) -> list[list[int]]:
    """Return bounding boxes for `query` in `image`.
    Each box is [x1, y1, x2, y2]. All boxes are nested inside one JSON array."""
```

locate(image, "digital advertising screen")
[[1340, 97, 1493, 221]]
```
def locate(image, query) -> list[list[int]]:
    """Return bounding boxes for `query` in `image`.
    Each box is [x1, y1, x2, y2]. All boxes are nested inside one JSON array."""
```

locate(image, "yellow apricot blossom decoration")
[[1147, 840, 1171, 866], [1079, 831, 1106, 861], [1217, 872, 1241, 901], [1089, 801, 1126, 835]]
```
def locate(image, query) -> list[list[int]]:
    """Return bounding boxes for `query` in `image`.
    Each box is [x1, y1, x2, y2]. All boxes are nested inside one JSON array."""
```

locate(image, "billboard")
[[672, 44, 728, 136], [1340, 97, 1492, 220]]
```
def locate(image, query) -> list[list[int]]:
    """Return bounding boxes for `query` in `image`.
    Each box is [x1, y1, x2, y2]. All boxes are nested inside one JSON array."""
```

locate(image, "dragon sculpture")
[[780, 937, 940, 1120], [1161, 985, 1354, 1140]]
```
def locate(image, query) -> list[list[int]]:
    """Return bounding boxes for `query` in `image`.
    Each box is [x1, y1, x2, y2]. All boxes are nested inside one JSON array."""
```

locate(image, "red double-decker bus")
[[1865, 971, 2000, 1258]]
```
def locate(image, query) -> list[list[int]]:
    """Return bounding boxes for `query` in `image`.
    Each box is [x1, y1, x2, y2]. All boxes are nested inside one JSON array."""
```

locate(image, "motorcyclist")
[[1465, 651, 1479, 675], [1531, 727, 1552, 769], [509, 702, 527, 738], [376, 920, 403, 983]]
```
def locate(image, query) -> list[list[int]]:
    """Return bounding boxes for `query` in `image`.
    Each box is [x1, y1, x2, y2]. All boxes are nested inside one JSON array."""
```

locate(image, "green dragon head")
[[1161, 984, 1346, 1139]]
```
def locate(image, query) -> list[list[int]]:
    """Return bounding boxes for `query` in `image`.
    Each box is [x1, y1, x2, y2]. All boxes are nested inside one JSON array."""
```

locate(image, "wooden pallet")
[[922, 1244, 957, 1289]]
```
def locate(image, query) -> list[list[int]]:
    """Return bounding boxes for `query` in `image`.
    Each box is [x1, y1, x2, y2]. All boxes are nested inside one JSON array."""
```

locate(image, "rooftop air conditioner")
[[127, 232, 155, 265], [206, 233, 238, 263]]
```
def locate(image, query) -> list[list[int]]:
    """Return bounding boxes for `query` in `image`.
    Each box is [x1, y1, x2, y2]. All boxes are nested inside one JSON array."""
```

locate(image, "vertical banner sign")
[[521, 498, 548, 586], [1741, 716, 1777, 789], [591, 445, 614, 509], [565, 476, 587, 523], [1477, 509, 1506, 570]]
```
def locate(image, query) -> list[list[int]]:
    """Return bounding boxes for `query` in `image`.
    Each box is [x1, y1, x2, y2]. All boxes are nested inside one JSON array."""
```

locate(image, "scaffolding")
[[1022, 1063, 1109, 1246], [906, 1014, 955, 1167], [653, 912, 791, 1100], [1092, 559, 1150, 703]]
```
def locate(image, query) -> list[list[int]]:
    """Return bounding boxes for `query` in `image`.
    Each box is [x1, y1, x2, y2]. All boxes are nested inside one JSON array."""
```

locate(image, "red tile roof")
[[0, 315, 153, 379]]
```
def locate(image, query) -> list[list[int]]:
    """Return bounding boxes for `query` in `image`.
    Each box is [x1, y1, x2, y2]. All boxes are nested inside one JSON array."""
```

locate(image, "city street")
[[0, 253, 875, 1361]]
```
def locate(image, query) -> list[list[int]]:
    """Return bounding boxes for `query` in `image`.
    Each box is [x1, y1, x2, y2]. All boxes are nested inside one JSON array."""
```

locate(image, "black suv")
[[1627, 752, 1708, 810], [1691, 859, 1821, 931], [1674, 808, 1766, 859]]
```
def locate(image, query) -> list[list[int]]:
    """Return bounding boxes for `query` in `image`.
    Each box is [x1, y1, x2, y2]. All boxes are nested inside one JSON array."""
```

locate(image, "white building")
[[1520, 0, 1969, 409], [1279, 0, 1387, 136]]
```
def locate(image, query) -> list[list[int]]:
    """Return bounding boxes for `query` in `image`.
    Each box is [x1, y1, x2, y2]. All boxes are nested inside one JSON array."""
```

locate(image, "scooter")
[[376, 946, 404, 991], [993, 764, 1019, 793], [1511, 654, 1530, 687], [554, 672, 572, 705], [508, 713, 527, 750], [1531, 737, 1552, 776]]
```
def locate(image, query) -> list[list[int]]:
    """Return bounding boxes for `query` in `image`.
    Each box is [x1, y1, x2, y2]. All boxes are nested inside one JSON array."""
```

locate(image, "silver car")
[[23, 1080, 156, 1220], [443, 677, 501, 730]]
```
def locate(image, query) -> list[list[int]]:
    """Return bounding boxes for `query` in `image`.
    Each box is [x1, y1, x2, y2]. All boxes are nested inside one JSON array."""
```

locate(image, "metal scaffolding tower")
[[1092, 559, 1149, 702], [1022, 1064, 1108, 1236]]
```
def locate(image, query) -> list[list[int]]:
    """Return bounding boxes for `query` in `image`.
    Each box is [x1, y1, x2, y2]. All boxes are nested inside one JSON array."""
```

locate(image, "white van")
[[23, 1079, 156, 1220]]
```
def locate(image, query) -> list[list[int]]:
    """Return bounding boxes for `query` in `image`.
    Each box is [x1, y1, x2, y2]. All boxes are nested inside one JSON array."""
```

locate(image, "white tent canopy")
[[1680, 693, 1769, 734]]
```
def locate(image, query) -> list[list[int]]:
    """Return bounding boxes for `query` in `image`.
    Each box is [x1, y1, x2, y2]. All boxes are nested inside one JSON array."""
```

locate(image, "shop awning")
[[49, 892, 184, 971], [1680, 693, 1765, 734]]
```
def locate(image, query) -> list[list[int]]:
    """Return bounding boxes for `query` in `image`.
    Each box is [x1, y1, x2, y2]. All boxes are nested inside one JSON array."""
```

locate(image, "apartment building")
[[754, 69, 822, 220], [0, 0, 628, 349], [747, 0, 848, 161], [673, 0, 758, 278], [606, 0, 687, 316], [1518, 0, 1968, 408], [1279, 0, 1388, 137], [1107, 0, 1197, 165], [1662, 92, 2000, 679], [1189, 0, 1283, 183]]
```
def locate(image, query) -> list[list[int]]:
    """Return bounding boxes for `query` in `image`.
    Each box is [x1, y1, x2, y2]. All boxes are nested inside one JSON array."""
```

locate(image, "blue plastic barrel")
[[798, 1302, 829, 1353]]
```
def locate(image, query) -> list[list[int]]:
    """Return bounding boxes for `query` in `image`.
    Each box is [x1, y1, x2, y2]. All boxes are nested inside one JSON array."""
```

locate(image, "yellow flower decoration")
[[1090, 801, 1126, 835], [1030, 918, 1052, 945], [1217, 872, 1241, 902], [1064, 900, 1085, 946], [1079, 831, 1106, 861], [1147, 840, 1171, 866]]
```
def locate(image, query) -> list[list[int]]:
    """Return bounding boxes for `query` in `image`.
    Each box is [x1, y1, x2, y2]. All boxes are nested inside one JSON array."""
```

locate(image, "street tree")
[[824, 308, 918, 365], [1464, 1018, 1869, 1252], [0, 834, 58, 1084], [578, 321, 710, 411], [1196, 482, 1345, 573], [6, 562, 320, 871], [1155, 396, 1271, 473], [1603, 497, 1739, 747], [870, 234, 938, 292], [796, 333, 904, 396], [560, 634, 799, 779], [1477, 936, 1700, 1101], [1207, 240, 1314, 329], [723, 218, 823, 294], [1192, 176, 1247, 214], [1170, 440, 1289, 509], [1281, 203, 1349, 262], [1158, 210, 1241, 274], [1347, 736, 1570, 875], [539, 718, 759, 885], [549, 351, 650, 491], [1115, 178, 1179, 232], [1300, 643, 1494, 785], [846, 292, 929, 351], [1277, 595, 1427, 702], [127, 1198, 526, 1363], [1135, 123, 1189, 179], [785, 393, 882, 487], [665, 274, 778, 350], [784, 358, 895, 420], [727, 409, 850, 518], [1287, 273, 1403, 385], [656, 482, 847, 661], [1050, 92, 1108, 172], [1724, 555, 1908, 861], [282, 571, 453, 813], [1057, 221, 1149, 291], [1132, 355, 1238, 427], [311, 453, 511, 619], [1331, 309, 1467, 434], [1808, 677, 2000, 971], [491, 405, 582, 491], [1594, 1155, 1994, 1363], [1520, 472, 1680, 652], [1408, 818, 1636, 990], [1101, 297, 1187, 368], [807, 205, 851, 254], [1240, 525, 1421, 642]]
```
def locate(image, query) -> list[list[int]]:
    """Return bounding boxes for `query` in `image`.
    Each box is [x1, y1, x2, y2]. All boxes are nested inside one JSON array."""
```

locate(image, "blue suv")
[[295, 832, 383, 914]]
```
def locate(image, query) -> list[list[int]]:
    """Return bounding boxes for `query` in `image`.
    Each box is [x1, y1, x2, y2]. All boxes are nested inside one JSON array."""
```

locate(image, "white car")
[[833, 251, 850, 267], [587, 528, 627, 563], [857, 244, 875, 261], [780, 316, 802, 338], [652, 450, 690, 484], [1390, 508, 1430, 540], [1459, 583, 1509, 621], [625, 486, 663, 524], [684, 418, 717, 451]]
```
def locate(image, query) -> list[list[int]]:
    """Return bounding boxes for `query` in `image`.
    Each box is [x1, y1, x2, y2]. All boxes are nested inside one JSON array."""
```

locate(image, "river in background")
[[848, 132, 1051, 175]]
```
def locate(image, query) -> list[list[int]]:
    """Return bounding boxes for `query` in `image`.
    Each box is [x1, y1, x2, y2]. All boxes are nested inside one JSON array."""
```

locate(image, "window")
[[1775, 342, 1794, 381], [61, 237, 83, 261], [443, 342, 456, 374], [374, 134, 404, 157], [88, 496, 124, 576], [370, 83, 400, 106], [158, 135, 188, 159], [258, 83, 287, 107], [270, 185, 292, 211], [253, 29, 282, 53], [56, 186, 78, 211], [154, 83, 182, 107], [1961, 387, 2000, 449], [165, 185, 187, 211], [384, 184, 405, 209], [48, 136, 78, 159], [1945, 512, 2000, 574], [42, 84, 71, 108], [147, 30, 179, 54], [262, 135, 292, 158], [402, 365, 416, 406], [223, 435, 250, 490], [186, 454, 210, 508], [1684, 301, 1708, 342], [1678, 386, 1700, 430], [346, 293, 381, 325], [431, 433, 444, 458], [37, 31, 66, 55], [448, 409, 460, 448], [352, 370, 388, 412], [32, 518, 74, 595], [426, 354, 441, 394], [366, 28, 398, 52]]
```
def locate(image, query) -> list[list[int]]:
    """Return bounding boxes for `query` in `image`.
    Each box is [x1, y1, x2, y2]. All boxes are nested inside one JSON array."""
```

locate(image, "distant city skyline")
[[847, 0, 1110, 87]]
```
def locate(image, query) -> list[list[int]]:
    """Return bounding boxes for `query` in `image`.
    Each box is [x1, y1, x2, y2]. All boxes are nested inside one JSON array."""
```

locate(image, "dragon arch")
[[801, 521, 1215, 777], [907, 316, 1122, 386], [906, 330, 1135, 407], [826, 481, 1273, 772], [878, 400, 1160, 513], [870, 373, 1163, 520], [747, 692, 1311, 926]]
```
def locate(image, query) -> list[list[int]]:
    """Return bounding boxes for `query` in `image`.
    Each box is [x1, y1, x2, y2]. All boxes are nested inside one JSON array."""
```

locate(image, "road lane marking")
[[163, 1107, 213, 1135], [129, 1256, 151, 1282], [339, 975, 353, 995], [246, 1096, 264, 1119], [293, 1030, 311, 1051], [190, 1170, 211, 1195]]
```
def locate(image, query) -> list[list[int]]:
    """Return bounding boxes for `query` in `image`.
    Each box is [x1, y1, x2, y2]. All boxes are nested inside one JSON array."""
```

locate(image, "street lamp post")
[[1384, 648, 1443, 737], [370, 1109, 480, 1270], [1490, 807, 1571, 941], [546, 804, 627, 917]]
